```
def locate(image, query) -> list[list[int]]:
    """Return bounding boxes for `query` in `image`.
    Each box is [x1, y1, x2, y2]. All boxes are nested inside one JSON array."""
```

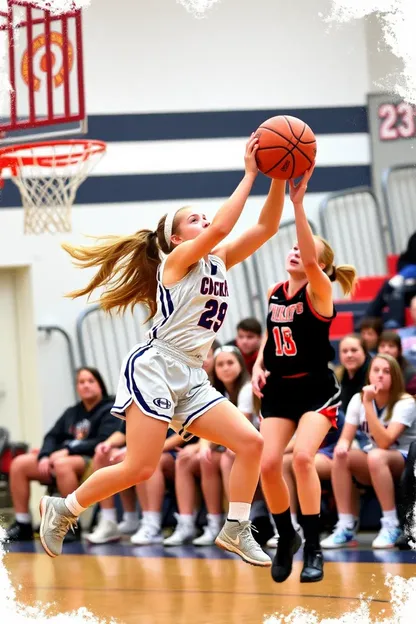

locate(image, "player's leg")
[[259, 417, 298, 580], [187, 401, 270, 566], [291, 411, 332, 582], [282, 453, 299, 519], [39, 403, 168, 557]]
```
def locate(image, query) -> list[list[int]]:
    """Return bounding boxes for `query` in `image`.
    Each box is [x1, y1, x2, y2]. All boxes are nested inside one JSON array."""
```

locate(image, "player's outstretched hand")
[[244, 133, 259, 177], [289, 164, 315, 205]]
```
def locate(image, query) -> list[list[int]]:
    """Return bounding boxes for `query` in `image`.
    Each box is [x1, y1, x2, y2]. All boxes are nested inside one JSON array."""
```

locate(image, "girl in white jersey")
[[321, 353, 416, 550], [39, 135, 286, 567]]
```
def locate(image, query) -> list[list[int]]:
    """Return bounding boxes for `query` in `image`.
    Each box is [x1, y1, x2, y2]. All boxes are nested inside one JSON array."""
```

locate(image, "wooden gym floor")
[[3, 540, 416, 623]]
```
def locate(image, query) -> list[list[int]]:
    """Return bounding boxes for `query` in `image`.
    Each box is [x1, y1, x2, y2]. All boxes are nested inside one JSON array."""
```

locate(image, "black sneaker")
[[396, 532, 412, 551], [300, 544, 324, 583], [271, 530, 302, 583], [5, 520, 34, 541]]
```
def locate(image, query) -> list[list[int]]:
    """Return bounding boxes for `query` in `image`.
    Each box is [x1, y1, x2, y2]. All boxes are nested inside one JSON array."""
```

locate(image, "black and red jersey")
[[263, 281, 336, 378]]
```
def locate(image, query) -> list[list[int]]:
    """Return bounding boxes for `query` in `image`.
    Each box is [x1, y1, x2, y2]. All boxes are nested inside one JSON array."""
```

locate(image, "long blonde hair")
[[62, 209, 186, 318], [315, 235, 357, 296], [363, 353, 413, 421]]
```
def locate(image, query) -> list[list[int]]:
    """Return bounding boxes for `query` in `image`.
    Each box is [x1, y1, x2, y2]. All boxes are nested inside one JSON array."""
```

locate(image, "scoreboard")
[[367, 93, 416, 252]]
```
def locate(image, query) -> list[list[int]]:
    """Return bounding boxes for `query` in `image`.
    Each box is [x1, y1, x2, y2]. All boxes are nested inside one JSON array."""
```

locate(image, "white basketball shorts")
[[111, 339, 227, 440]]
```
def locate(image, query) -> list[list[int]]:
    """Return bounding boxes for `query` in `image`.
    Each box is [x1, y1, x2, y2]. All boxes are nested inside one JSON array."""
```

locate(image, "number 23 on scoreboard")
[[378, 101, 416, 141]]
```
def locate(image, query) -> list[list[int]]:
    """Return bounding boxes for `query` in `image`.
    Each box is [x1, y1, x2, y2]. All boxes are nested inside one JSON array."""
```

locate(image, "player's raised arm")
[[290, 166, 333, 305], [216, 178, 286, 270], [165, 135, 259, 273]]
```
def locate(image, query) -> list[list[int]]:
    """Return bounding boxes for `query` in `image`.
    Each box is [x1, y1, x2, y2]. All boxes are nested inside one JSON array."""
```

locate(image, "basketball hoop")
[[0, 139, 106, 234]]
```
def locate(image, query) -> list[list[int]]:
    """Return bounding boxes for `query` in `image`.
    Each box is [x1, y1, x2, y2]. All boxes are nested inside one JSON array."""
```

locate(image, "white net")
[[0, 140, 106, 234]]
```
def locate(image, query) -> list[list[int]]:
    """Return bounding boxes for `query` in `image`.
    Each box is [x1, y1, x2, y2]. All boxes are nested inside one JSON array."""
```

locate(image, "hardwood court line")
[[27, 585, 390, 604]]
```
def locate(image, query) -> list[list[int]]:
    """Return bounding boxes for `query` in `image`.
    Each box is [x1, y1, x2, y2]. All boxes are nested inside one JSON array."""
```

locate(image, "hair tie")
[[164, 208, 181, 250], [329, 265, 337, 282]]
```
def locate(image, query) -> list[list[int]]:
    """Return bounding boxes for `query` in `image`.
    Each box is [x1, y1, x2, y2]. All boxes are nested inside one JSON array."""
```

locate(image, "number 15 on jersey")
[[273, 326, 297, 356]]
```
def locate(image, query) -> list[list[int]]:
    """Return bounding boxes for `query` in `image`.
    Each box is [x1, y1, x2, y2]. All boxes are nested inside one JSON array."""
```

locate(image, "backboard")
[[0, 0, 86, 144]]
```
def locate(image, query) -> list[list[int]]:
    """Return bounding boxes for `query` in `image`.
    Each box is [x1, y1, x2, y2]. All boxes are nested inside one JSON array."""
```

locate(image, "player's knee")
[[261, 454, 282, 478], [125, 462, 155, 485], [239, 430, 263, 459], [292, 448, 314, 473], [366, 448, 387, 471]]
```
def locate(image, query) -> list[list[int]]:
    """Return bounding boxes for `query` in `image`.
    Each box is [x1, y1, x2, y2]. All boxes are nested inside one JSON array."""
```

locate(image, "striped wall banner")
[[0, 105, 371, 207]]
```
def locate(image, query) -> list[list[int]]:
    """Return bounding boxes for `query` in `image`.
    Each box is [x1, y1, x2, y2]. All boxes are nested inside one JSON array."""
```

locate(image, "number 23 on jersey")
[[273, 326, 297, 356]]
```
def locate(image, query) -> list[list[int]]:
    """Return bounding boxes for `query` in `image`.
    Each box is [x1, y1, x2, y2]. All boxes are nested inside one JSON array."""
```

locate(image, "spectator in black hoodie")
[[365, 231, 416, 326], [6, 367, 117, 541]]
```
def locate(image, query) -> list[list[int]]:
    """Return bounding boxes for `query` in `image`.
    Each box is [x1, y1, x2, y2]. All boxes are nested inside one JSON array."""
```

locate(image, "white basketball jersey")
[[148, 254, 229, 362]]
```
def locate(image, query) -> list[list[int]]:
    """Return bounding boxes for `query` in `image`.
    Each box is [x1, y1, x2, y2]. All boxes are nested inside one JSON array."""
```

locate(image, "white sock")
[[207, 513, 223, 526], [383, 509, 399, 527], [177, 514, 194, 526], [16, 513, 31, 524], [101, 508, 117, 523], [291, 513, 299, 529], [65, 492, 87, 517], [228, 502, 251, 522], [143, 511, 161, 527], [338, 513, 356, 529]]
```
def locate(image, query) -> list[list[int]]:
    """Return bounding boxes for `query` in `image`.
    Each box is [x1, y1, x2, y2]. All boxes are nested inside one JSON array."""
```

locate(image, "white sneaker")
[[117, 518, 140, 535], [372, 520, 401, 549], [192, 516, 223, 546], [320, 522, 358, 549], [163, 514, 196, 546], [85, 518, 121, 544], [130, 521, 163, 545]]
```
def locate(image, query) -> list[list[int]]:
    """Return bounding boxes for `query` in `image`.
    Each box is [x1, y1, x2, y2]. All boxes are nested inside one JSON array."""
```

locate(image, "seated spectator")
[[358, 317, 383, 356], [397, 295, 416, 368], [227, 318, 262, 374], [336, 334, 372, 413], [202, 339, 221, 384], [164, 346, 254, 546], [365, 232, 416, 327], [84, 422, 140, 544], [378, 330, 416, 395], [321, 354, 416, 550], [6, 368, 116, 541]]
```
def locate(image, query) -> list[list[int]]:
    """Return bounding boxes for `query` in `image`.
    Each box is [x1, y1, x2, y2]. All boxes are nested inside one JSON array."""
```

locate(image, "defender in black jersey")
[[252, 166, 357, 586], [261, 280, 340, 423]]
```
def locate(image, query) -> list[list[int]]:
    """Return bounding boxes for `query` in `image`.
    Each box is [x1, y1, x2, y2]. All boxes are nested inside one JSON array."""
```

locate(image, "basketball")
[[255, 115, 317, 179]]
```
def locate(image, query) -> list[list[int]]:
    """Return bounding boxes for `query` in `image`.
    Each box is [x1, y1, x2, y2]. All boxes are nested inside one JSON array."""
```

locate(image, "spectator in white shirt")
[[321, 354, 416, 550]]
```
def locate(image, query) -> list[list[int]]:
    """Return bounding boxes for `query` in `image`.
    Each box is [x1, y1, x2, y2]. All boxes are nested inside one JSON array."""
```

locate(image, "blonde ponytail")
[[332, 264, 358, 296], [314, 235, 357, 297], [62, 229, 161, 317], [62, 211, 182, 317]]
